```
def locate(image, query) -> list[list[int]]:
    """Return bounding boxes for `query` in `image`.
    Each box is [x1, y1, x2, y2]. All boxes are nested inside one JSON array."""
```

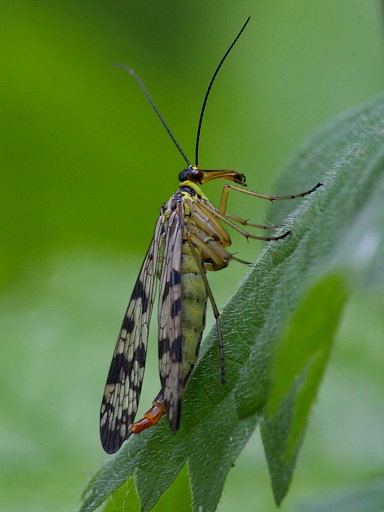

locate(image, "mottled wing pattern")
[[100, 215, 165, 454], [158, 198, 184, 431]]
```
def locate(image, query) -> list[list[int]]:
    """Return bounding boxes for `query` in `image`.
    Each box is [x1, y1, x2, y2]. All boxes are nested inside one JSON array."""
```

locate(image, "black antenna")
[[195, 17, 251, 167], [115, 64, 191, 166]]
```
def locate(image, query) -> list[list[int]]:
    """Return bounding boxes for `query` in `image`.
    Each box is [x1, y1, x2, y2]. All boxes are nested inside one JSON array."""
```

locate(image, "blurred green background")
[[1, 1, 384, 511]]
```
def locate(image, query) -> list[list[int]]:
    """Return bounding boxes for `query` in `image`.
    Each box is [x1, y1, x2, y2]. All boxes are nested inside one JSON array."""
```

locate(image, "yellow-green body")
[[179, 237, 207, 381], [176, 180, 232, 384]]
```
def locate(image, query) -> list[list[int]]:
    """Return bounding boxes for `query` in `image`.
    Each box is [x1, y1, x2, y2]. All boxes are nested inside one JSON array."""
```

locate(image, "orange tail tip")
[[130, 400, 166, 434]]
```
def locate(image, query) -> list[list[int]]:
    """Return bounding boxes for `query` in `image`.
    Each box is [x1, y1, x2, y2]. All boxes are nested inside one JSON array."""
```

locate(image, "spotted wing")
[[158, 200, 184, 431], [100, 215, 164, 454]]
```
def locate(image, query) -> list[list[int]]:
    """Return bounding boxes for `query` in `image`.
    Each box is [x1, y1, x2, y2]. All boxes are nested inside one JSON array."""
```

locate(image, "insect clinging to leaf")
[[100, 17, 322, 454]]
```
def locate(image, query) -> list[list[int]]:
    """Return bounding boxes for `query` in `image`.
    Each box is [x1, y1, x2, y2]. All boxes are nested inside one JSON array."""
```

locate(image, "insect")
[[100, 17, 322, 454]]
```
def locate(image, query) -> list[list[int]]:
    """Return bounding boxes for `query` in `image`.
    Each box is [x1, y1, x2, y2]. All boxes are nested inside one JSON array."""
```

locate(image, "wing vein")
[[100, 215, 164, 453]]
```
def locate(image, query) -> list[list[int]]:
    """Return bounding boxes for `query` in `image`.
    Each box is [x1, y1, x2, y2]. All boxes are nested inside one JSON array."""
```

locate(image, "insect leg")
[[218, 182, 323, 216], [221, 211, 282, 230], [199, 202, 292, 242]]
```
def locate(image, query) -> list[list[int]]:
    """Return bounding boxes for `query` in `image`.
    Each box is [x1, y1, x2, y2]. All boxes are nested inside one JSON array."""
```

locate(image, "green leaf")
[[99, 478, 139, 511], [262, 273, 348, 504], [98, 466, 192, 512], [81, 93, 384, 511]]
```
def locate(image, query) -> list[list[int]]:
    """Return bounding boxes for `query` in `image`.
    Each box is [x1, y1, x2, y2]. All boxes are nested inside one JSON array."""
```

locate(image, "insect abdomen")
[[180, 239, 208, 382]]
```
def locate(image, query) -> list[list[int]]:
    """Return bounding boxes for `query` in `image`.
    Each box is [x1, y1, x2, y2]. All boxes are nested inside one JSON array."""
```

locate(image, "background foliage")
[[1, 1, 384, 511]]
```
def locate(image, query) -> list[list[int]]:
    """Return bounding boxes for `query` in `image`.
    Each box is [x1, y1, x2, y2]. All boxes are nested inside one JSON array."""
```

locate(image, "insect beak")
[[198, 169, 247, 185]]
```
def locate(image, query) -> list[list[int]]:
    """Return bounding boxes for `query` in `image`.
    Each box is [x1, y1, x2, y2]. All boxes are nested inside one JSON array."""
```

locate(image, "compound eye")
[[190, 167, 204, 183], [178, 166, 204, 183]]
